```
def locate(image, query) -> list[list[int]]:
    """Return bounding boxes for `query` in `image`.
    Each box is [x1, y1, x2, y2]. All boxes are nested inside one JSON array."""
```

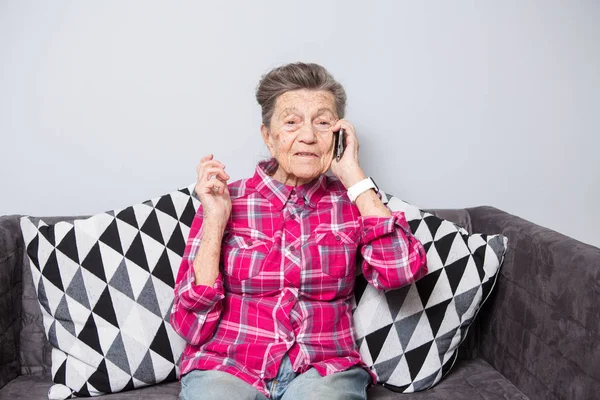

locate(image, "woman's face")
[[261, 89, 337, 186]]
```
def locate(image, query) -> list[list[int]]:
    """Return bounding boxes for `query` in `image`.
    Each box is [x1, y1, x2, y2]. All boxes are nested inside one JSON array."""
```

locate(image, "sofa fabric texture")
[[467, 207, 600, 400], [0, 215, 22, 389]]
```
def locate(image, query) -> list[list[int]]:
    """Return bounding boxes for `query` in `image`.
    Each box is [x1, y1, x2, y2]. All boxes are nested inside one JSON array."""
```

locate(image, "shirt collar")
[[251, 158, 328, 211]]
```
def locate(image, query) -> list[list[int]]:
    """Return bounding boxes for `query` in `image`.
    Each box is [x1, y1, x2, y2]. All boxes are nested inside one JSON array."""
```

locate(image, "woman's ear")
[[261, 124, 276, 157]]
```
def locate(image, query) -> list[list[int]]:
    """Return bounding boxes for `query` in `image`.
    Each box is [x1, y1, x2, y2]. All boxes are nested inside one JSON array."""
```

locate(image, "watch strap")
[[347, 177, 378, 203]]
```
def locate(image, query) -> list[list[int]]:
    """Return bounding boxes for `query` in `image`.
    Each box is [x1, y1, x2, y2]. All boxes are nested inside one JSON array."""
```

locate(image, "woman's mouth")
[[295, 152, 318, 158]]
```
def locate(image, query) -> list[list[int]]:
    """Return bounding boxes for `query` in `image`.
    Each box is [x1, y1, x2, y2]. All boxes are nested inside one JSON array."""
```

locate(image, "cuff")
[[179, 267, 225, 312], [359, 210, 411, 244]]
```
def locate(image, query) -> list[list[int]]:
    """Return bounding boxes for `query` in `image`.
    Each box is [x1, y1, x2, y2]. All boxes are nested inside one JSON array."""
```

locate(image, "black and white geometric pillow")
[[352, 195, 508, 393], [20, 184, 199, 399]]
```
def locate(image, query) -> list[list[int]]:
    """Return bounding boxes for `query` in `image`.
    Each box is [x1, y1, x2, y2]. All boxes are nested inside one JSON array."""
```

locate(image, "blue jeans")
[[180, 353, 372, 400]]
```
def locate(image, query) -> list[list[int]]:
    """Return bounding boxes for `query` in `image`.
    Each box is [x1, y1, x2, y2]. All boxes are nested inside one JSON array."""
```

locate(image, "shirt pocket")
[[222, 227, 272, 281], [315, 226, 360, 279]]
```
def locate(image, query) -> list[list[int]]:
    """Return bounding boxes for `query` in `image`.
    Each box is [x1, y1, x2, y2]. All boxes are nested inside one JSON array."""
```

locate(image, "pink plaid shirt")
[[171, 158, 427, 397]]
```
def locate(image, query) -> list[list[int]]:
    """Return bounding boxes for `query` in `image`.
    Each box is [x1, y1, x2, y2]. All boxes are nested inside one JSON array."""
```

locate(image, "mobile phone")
[[334, 128, 346, 162]]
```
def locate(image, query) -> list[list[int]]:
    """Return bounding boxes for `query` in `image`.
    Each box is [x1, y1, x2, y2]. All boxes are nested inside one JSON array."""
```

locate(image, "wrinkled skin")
[[261, 89, 364, 188]]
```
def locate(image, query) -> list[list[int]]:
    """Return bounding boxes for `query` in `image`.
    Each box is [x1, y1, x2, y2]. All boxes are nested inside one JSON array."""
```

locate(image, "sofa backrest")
[[0, 215, 24, 388]]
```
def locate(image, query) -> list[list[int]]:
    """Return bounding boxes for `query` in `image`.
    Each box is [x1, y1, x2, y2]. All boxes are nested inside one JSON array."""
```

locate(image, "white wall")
[[1, 1, 598, 247]]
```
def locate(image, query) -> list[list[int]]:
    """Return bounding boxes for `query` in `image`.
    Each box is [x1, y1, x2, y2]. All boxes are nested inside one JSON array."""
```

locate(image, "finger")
[[330, 119, 342, 132], [209, 167, 230, 181], [198, 161, 226, 178], [197, 154, 213, 171], [210, 174, 229, 193], [197, 178, 229, 197], [211, 179, 230, 195], [197, 156, 225, 173], [201, 159, 225, 168], [195, 183, 214, 196], [210, 176, 228, 186], [343, 129, 358, 146], [218, 182, 230, 196], [330, 119, 356, 138], [341, 122, 356, 138], [202, 167, 230, 182], [199, 160, 226, 175], [346, 136, 359, 159], [340, 123, 358, 149], [199, 163, 227, 177]]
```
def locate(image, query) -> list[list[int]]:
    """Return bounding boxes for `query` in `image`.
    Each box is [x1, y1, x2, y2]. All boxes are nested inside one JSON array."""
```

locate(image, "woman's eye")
[[286, 121, 296, 125]]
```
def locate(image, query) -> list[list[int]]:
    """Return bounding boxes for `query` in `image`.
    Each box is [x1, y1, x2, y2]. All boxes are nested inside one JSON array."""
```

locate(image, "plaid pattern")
[[170, 158, 427, 397]]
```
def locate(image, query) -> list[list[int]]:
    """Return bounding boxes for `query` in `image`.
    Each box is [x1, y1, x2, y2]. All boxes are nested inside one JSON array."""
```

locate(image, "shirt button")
[[247, 240, 253, 246], [289, 245, 296, 252], [335, 235, 341, 241], [290, 214, 296, 220]]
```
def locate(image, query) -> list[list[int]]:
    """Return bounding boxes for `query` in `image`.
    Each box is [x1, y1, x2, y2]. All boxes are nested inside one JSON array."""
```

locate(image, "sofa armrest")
[[467, 206, 600, 400], [0, 215, 24, 389]]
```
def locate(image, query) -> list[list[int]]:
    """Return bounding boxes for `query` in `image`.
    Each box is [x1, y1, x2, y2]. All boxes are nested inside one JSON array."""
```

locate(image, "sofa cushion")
[[0, 358, 529, 400], [20, 216, 93, 379], [422, 208, 478, 361], [19, 186, 199, 398], [352, 196, 508, 392]]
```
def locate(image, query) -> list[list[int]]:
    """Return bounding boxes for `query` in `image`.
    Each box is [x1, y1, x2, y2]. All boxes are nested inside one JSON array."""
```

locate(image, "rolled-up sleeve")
[[170, 206, 225, 346], [359, 209, 427, 290]]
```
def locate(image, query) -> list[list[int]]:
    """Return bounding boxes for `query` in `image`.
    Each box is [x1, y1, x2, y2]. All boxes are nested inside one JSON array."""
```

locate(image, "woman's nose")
[[297, 124, 318, 143]]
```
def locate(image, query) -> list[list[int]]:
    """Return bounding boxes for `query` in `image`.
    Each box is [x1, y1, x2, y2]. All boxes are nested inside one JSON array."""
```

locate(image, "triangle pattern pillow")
[[20, 185, 199, 398], [352, 195, 508, 393]]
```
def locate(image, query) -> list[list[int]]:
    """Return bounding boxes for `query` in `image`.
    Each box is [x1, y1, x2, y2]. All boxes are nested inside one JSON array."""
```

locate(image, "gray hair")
[[255, 62, 347, 127]]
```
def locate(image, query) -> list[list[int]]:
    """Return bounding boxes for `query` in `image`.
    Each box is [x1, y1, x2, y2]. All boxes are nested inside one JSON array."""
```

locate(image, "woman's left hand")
[[329, 120, 368, 189]]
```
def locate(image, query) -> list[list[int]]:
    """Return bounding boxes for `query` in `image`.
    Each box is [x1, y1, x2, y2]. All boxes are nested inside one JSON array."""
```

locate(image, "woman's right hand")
[[195, 154, 232, 227]]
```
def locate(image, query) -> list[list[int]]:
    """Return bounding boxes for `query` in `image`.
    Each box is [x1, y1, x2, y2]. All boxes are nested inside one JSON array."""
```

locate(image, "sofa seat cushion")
[[368, 358, 530, 399], [0, 375, 181, 399], [1, 358, 529, 400]]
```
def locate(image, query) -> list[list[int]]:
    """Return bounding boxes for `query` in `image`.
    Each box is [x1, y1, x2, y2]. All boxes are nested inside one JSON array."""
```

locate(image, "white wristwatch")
[[347, 177, 379, 203]]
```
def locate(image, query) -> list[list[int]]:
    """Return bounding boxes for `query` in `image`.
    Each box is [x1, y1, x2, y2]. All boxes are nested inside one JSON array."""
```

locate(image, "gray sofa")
[[0, 206, 598, 400]]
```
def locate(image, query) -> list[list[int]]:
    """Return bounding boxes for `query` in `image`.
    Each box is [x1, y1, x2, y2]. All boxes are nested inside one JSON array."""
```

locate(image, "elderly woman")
[[171, 62, 427, 400]]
